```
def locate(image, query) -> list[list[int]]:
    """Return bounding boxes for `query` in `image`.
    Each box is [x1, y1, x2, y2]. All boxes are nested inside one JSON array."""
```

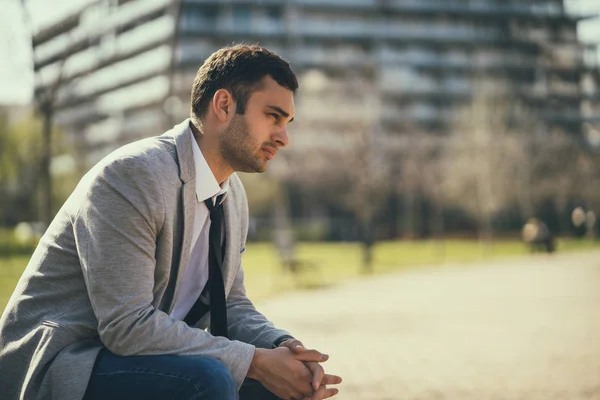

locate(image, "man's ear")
[[212, 89, 235, 123]]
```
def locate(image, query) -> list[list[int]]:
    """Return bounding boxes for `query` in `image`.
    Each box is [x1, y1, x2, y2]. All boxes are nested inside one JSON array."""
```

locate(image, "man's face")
[[219, 76, 295, 173]]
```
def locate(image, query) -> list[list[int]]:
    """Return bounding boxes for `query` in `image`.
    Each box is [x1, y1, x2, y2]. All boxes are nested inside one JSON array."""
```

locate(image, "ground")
[[258, 251, 600, 400]]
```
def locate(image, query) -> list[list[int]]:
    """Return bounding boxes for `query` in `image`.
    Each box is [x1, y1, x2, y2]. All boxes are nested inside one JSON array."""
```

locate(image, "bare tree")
[[387, 127, 421, 240], [286, 68, 392, 273], [418, 136, 449, 254], [391, 130, 450, 243], [21, 1, 79, 227], [443, 80, 528, 244], [524, 130, 596, 235]]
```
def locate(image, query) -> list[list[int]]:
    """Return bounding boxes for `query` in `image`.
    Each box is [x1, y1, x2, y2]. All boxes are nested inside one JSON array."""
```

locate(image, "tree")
[[0, 110, 76, 227], [0, 111, 41, 226], [288, 68, 392, 272], [21, 0, 82, 227], [443, 80, 528, 244]]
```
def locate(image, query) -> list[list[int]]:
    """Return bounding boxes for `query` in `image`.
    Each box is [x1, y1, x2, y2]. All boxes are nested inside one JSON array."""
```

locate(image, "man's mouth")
[[262, 146, 276, 160]]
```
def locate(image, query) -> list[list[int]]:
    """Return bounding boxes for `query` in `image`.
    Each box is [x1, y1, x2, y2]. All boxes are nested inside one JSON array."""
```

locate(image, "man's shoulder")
[[112, 135, 177, 164], [94, 121, 191, 176], [69, 137, 179, 204], [91, 134, 178, 177]]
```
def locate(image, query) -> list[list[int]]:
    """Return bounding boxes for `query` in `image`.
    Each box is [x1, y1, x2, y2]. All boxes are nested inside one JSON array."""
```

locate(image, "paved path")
[[257, 251, 600, 400]]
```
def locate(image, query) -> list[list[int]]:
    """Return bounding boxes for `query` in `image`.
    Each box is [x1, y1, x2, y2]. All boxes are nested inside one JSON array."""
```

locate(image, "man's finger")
[[323, 387, 340, 399], [322, 374, 343, 385], [294, 349, 329, 362], [305, 361, 325, 391], [310, 384, 327, 400], [281, 338, 305, 352]]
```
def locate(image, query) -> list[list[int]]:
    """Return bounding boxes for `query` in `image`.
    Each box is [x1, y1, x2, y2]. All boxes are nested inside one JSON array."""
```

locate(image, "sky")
[[0, 0, 599, 105], [0, 0, 94, 105]]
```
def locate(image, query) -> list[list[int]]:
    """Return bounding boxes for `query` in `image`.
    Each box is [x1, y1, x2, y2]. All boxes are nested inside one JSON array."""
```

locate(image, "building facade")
[[31, 0, 600, 167]]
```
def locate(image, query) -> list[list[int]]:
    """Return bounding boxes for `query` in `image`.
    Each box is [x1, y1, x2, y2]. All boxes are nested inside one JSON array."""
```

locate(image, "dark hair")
[[190, 44, 298, 126]]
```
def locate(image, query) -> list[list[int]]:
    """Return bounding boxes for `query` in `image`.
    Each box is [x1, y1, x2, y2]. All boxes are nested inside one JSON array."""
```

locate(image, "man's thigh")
[[83, 348, 237, 400]]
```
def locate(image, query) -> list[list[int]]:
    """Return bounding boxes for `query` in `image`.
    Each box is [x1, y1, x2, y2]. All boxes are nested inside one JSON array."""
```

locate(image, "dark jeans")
[[83, 348, 282, 400]]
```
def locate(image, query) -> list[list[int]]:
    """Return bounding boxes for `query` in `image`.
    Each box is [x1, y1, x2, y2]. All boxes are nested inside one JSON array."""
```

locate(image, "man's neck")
[[190, 122, 233, 185]]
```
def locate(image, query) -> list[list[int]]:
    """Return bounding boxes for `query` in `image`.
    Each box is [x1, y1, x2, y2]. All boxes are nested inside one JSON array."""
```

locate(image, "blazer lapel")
[[163, 120, 239, 307], [167, 120, 197, 314], [222, 187, 239, 295]]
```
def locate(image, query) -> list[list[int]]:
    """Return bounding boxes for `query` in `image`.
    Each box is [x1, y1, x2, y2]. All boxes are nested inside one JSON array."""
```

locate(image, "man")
[[0, 44, 342, 400]]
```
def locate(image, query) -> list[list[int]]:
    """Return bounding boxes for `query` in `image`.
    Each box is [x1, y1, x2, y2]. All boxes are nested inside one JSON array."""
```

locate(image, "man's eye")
[[270, 113, 280, 122]]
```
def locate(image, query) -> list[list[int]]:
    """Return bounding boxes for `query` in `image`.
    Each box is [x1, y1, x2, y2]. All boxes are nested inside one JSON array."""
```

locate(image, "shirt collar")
[[190, 128, 229, 205]]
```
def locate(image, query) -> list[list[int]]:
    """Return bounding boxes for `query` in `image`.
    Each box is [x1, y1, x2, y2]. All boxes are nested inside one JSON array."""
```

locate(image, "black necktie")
[[183, 195, 228, 337]]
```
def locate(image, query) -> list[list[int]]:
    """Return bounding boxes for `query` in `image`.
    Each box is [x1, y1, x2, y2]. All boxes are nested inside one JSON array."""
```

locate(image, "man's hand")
[[279, 339, 342, 400], [247, 346, 327, 400]]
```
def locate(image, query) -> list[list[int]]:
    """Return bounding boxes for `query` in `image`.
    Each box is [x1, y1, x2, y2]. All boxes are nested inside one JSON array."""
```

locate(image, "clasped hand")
[[248, 339, 342, 400]]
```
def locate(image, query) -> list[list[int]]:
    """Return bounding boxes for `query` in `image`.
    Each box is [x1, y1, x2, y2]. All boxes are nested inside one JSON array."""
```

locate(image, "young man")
[[0, 44, 342, 400]]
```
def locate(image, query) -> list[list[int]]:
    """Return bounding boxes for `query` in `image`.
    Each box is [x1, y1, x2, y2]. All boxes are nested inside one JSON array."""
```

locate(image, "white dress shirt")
[[170, 128, 229, 320]]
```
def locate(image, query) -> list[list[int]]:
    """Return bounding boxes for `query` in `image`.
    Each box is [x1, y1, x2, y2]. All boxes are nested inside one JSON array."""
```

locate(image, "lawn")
[[0, 256, 30, 314], [1, 238, 599, 313], [241, 238, 600, 302]]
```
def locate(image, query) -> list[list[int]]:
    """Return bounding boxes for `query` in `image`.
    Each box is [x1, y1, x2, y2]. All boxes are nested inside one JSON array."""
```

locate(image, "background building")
[[27, 0, 600, 240], [31, 0, 600, 165]]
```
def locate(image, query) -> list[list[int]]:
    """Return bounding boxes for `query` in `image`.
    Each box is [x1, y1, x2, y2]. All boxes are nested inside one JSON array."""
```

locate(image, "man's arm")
[[73, 155, 254, 387], [225, 258, 343, 399], [227, 174, 295, 349], [222, 175, 342, 399]]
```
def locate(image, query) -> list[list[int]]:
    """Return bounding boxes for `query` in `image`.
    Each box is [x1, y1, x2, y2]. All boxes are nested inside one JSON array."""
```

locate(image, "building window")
[[265, 6, 282, 21], [232, 4, 252, 28]]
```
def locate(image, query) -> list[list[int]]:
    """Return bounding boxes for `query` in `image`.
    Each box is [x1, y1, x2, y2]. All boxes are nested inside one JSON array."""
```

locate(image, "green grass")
[[0, 256, 29, 313], [238, 238, 600, 302], [1, 239, 599, 313]]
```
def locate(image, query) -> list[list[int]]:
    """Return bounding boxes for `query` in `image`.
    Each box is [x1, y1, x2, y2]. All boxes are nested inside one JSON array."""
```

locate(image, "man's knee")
[[184, 357, 237, 400]]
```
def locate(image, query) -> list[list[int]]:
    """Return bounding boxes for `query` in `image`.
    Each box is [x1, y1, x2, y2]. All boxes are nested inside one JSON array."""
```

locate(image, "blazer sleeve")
[[225, 175, 293, 348], [73, 155, 255, 388]]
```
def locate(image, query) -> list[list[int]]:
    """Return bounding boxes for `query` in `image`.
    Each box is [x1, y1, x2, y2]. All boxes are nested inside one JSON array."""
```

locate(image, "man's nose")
[[274, 128, 289, 148]]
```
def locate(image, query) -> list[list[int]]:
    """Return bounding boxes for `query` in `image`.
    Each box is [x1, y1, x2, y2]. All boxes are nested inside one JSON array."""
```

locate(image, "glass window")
[[97, 75, 170, 113], [55, 45, 171, 103], [232, 5, 251, 27], [265, 6, 281, 21]]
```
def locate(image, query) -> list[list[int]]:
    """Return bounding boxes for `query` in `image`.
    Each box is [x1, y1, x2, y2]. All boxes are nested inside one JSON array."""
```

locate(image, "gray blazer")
[[0, 120, 290, 400]]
